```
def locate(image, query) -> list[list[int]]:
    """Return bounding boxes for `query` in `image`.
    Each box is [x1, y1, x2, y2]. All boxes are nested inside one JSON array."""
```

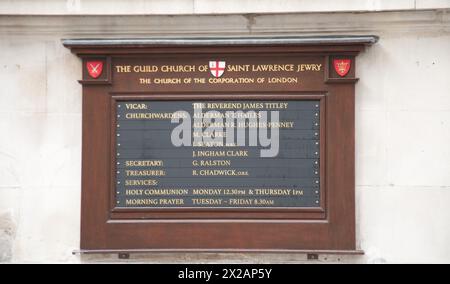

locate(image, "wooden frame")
[[65, 37, 377, 253]]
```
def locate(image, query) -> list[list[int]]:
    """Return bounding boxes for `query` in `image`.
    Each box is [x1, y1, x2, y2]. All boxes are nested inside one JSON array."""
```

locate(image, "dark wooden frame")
[[65, 37, 376, 253]]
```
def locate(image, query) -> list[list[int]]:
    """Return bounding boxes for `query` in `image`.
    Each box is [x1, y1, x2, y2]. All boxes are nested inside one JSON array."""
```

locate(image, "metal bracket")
[[118, 253, 130, 260]]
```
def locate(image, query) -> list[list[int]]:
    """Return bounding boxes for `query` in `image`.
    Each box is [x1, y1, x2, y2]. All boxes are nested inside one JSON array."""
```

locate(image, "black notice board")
[[115, 100, 321, 208]]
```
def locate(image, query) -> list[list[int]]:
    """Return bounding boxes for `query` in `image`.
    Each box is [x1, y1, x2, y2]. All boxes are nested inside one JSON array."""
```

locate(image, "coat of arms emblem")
[[333, 59, 351, 77], [86, 61, 104, 79], [209, 61, 226, 78]]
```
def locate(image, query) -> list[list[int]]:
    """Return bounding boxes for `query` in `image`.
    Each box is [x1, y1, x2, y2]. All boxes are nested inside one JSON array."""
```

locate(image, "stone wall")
[[1, 0, 449, 15]]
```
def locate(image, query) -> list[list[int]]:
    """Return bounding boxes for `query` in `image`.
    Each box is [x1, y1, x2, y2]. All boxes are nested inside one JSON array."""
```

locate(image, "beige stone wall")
[[0, 0, 449, 15], [0, 8, 449, 263]]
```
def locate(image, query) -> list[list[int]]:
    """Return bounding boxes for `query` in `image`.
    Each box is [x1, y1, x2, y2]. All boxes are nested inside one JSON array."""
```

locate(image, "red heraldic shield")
[[333, 59, 351, 77], [86, 61, 104, 79], [209, 61, 226, 78]]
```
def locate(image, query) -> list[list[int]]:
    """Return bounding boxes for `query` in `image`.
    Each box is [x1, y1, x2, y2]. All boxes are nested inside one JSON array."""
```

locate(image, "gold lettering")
[[208, 77, 254, 84], [125, 170, 166, 177], [125, 103, 148, 110], [252, 64, 294, 72], [159, 198, 184, 205], [153, 78, 181, 84], [133, 65, 158, 73], [125, 199, 158, 206], [125, 160, 163, 167], [192, 150, 248, 157], [125, 179, 158, 186], [161, 65, 196, 73], [125, 112, 187, 120], [115, 65, 131, 73], [192, 198, 222, 205], [193, 189, 222, 195], [227, 64, 250, 72], [228, 199, 253, 205], [267, 77, 298, 84], [297, 64, 322, 72]]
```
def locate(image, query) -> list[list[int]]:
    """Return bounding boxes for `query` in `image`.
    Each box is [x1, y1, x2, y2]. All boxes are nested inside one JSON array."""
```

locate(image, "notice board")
[[64, 36, 377, 253]]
